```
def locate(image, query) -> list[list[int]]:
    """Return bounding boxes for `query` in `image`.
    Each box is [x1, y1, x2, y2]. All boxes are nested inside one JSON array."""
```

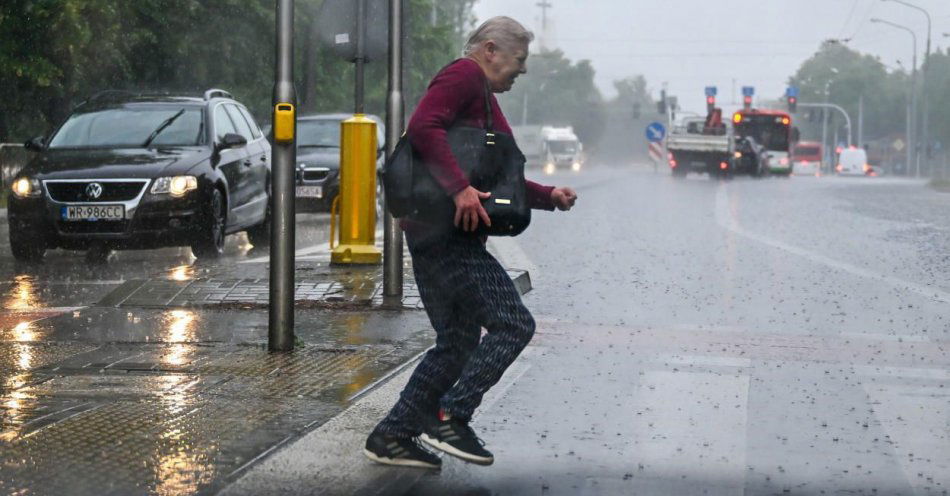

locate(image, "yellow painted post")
[[331, 114, 382, 264]]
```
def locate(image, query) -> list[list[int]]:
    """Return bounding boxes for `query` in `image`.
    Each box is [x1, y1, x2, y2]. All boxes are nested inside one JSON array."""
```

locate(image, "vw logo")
[[85, 182, 103, 200]]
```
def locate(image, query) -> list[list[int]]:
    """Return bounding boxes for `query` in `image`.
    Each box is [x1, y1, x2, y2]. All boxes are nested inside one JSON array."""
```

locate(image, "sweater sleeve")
[[526, 180, 556, 210], [406, 62, 484, 196]]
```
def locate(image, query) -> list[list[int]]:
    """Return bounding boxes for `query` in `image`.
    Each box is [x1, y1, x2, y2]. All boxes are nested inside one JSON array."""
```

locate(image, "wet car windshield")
[[47, 107, 203, 148], [548, 141, 577, 154], [297, 119, 340, 148]]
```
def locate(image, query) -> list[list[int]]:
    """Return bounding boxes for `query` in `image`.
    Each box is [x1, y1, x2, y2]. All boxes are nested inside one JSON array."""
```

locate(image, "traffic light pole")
[[383, 0, 404, 299], [799, 102, 852, 147], [269, 0, 296, 352]]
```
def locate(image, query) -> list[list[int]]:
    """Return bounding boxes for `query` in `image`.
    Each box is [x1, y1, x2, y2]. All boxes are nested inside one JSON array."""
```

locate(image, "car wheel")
[[246, 201, 271, 248], [191, 188, 226, 259], [9, 230, 45, 263]]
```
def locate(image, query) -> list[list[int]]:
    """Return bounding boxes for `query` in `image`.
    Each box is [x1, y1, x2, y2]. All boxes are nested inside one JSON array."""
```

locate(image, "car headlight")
[[151, 176, 198, 197], [11, 177, 41, 198]]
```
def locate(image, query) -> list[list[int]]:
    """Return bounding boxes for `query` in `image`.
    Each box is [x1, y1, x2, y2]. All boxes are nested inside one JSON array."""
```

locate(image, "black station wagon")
[[8, 89, 271, 262]]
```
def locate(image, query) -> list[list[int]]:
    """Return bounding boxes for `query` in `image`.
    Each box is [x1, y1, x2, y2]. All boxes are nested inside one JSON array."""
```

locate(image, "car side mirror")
[[218, 133, 247, 150], [24, 136, 46, 152]]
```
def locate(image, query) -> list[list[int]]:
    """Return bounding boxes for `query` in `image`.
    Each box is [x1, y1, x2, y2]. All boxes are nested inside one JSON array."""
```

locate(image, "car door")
[[231, 104, 270, 225], [213, 104, 251, 228]]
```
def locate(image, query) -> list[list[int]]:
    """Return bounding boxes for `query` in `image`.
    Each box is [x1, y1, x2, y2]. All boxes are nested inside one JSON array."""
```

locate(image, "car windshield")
[[793, 145, 820, 157], [548, 141, 577, 154], [47, 106, 203, 148], [735, 115, 790, 152], [297, 119, 340, 148]]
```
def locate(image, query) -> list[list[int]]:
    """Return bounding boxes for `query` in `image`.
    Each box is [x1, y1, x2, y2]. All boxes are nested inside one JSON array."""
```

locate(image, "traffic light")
[[787, 96, 797, 113], [706, 96, 716, 114], [657, 89, 667, 115], [743, 95, 752, 110]]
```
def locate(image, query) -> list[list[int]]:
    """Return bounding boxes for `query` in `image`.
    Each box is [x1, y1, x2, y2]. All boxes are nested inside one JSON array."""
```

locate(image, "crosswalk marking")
[[633, 370, 750, 494]]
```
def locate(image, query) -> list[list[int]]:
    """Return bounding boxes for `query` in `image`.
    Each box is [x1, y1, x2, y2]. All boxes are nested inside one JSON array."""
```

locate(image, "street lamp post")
[[871, 17, 917, 176], [882, 0, 931, 176]]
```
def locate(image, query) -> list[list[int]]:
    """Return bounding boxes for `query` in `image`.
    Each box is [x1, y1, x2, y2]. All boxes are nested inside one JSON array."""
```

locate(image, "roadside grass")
[[930, 179, 950, 192]]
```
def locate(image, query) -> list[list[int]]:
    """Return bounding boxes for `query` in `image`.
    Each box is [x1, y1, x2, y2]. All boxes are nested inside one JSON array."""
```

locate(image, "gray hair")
[[463, 16, 534, 56]]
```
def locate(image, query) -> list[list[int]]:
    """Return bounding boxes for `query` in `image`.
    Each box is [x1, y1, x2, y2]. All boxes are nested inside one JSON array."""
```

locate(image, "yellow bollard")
[[331, 114, 382, 265]]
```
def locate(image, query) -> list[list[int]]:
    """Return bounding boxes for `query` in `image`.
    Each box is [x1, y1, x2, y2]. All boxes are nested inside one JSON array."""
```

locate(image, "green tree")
[[0, 0, 476, 141], [788, 41, 907, 143]]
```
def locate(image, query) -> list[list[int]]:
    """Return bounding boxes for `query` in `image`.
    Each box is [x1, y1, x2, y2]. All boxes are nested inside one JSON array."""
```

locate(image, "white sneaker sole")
[[419, 433, 494, 466], [362, 448, 441, 469]]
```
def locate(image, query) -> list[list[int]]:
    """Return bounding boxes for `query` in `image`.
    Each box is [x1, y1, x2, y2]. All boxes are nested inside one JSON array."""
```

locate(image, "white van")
[[836, 148, 869, 176]]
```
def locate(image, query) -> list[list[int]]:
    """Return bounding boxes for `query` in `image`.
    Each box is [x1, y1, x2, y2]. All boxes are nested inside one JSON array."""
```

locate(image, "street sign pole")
[[269, 0, 296, 352], [383, 0, 404, 299]]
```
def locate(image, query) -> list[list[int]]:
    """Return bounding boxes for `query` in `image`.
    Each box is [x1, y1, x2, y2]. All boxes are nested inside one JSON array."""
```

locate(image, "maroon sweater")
[[406, 58, 555, 213]]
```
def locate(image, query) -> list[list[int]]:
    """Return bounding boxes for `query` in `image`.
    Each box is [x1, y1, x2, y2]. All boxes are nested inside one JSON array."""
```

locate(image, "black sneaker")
[[419, 410, 494, 466], [363, 431, 442, 469]]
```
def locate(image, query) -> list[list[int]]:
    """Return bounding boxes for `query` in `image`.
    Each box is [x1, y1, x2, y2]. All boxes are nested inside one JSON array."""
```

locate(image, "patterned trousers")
[[374, 230, 536, 438]]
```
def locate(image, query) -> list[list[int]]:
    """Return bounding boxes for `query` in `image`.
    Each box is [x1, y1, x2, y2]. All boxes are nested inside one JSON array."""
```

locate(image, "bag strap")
[[483, 82, 494, 132]]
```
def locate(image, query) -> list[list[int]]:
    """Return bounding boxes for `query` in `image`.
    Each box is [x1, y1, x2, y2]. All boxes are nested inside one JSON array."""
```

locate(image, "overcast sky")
[[471, 0, 950, 113]]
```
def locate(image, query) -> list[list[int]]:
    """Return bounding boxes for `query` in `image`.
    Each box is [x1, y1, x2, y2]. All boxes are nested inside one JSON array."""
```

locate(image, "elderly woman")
[[364, 16, 577, 470]]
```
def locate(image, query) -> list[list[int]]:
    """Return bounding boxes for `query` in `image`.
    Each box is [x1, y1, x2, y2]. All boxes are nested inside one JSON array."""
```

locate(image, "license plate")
[[296, 186, 323, 198], [62, 205, 125, 221]]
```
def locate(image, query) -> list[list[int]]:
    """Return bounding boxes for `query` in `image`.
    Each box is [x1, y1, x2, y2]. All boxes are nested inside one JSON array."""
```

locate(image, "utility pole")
[[536, 0, 552, 49], [383, 0, 404, 300]]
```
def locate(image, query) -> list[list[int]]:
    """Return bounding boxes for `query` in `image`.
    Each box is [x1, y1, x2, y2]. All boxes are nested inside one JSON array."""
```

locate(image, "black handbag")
[[383, 83, 531, 237]]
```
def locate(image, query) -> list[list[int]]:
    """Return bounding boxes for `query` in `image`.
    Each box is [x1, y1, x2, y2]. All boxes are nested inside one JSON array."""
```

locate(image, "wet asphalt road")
[[2, 163, 949, 495], [356, 164, 949, 495]]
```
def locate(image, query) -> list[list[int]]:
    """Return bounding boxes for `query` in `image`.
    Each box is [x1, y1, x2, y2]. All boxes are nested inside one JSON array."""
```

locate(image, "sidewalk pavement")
[[0, 255, 530, 496]]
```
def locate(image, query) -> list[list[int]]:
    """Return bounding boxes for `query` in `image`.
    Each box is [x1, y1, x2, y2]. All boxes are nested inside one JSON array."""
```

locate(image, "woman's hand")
[[453, 186, 492, 231], [551, 187, 577, 211]]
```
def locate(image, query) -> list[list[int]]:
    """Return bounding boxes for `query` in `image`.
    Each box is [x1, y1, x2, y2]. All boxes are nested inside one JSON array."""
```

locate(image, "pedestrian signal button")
[[274, 103, 295, 143]]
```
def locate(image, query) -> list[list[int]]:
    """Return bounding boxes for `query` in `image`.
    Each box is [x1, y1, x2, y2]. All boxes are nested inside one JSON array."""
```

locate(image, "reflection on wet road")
[[0, 210, 438, 495]]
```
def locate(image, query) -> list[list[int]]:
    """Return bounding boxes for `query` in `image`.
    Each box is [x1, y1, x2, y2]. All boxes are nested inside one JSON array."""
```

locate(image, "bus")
[[791, 141, 823, 176], [732, 109, 793, 176]]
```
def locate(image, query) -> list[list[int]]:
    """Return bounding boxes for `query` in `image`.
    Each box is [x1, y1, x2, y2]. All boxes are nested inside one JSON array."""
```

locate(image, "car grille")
[[302, 169, 331, 181], [57, 220, 129, 234], [46, 181, 147, 202]]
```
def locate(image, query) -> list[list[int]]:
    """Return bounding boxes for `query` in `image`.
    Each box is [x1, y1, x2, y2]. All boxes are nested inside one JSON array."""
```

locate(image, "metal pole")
[[911, 44, 919, 177], [269, 0, 296, 352], [355, 0, 366, 114], [871, 18, 916, 175], [884, 0, 932, 175], [800, 103, 852, 145], [858, 94, 864, 148], [383, 0, 404, 299], [821, 94, 830, 171]]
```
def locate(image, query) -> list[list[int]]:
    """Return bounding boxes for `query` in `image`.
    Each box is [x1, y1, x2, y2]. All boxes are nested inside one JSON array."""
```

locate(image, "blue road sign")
[[645, 122, 666, 142], [742, 86, 755, 97], [704, 86, 717, 97], [786, 86, 799, 98]]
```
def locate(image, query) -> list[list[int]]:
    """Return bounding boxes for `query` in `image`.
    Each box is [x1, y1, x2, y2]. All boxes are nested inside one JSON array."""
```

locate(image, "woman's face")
[[485, 41, 528, 93]]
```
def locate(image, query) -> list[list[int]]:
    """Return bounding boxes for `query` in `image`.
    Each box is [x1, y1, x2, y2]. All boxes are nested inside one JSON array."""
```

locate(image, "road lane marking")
[[864, 383, 950, 494], [663, 354, 752, 369], [855, 365, 950, 381], [715, 186, 950, 304], [633, 370, 750, 493]]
